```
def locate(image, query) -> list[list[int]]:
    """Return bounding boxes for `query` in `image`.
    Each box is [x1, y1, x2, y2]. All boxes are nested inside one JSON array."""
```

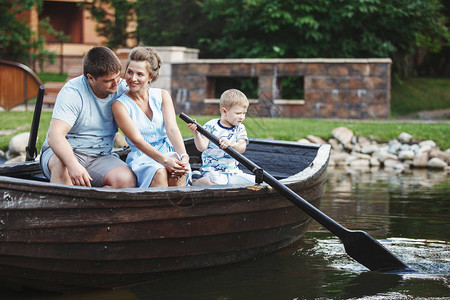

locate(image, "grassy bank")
[[1, 111, 448, 153], [1, 76, 449, 153], [178, 116, 450, 150], [391, 77, 450, 117]]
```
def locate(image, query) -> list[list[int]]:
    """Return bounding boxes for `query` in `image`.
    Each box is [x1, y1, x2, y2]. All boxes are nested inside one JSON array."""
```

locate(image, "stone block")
[[258, 77, 275, 90], [306, 64, 325, 75], [305, 91, 324, 103], [310, 77, 334, 89], [349, 64, 371, 76], [373, 90, 389, 104], [366, 104, 389, 118], [208, 64, 231, 76], [326, 64, 349, 76], [347, 77, 363, 89], [369, 63, 388, 76], [316, 103, 337, 118], [277, 63, 301, 76], [363, 77, 387, 89]]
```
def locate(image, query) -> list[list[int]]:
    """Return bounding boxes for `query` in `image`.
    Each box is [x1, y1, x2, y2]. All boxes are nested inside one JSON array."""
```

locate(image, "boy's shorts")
[[202, 170, 255, 185], [40, 146, 127, 187]]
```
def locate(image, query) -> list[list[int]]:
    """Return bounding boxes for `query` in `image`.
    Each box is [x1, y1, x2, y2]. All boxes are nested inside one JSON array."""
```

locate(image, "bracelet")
[[179, 153, 189, 160]]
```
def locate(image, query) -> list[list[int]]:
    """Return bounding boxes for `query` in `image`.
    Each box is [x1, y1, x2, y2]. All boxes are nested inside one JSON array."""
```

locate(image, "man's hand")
[[67, 162, 93, 187]]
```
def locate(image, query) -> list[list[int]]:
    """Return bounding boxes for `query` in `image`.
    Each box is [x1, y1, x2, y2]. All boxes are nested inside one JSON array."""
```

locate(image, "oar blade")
[[342, 230, 411, 272]]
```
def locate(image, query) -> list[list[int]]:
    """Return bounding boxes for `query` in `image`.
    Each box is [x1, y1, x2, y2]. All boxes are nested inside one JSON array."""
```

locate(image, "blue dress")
[[116, 88, 174, 187]]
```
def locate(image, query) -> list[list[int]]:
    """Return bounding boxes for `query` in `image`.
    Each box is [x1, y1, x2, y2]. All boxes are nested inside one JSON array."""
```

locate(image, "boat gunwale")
[[0, 140, 329, 201]]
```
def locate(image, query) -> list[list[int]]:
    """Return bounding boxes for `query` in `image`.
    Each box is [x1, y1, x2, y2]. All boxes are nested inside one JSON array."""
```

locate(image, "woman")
[[112, 46, 190, 187]]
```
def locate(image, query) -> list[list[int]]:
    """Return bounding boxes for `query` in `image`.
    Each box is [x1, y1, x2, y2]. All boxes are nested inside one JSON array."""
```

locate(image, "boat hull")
[[0, 139, 330, 291]]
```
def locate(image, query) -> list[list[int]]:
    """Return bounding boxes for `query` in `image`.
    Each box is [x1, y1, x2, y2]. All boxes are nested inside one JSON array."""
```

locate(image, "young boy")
[[187, 89, 255, 185]]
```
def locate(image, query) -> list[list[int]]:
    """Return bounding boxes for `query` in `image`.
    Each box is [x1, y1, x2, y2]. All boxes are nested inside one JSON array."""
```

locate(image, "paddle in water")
[[179, 112, 413, 273]]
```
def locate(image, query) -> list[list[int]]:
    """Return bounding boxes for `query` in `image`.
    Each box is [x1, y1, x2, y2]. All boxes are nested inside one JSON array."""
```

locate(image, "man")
[[40, 46, 136, 188]]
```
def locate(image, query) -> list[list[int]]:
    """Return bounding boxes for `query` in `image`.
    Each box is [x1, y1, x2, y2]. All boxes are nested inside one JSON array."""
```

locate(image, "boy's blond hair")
[[219, 89, 249, 110]]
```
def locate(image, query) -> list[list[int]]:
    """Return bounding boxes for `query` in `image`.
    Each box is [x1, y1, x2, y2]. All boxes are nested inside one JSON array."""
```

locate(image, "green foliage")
[[199, 0, 448, 63], [0, 0, 65, 68], [136, 0, 209, 51], [82, 0, 448, 77], [0, 0, 41, 62], [81, 0, 136, 50], [132, 0, 449, 76]]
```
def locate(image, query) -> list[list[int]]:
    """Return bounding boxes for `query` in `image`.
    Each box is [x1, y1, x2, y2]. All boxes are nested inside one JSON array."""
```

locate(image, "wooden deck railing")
[[0, 59, 43, 110]]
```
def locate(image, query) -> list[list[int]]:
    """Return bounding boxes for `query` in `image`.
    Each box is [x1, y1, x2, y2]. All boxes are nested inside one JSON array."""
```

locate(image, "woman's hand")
[[164, 156, 189, 178]]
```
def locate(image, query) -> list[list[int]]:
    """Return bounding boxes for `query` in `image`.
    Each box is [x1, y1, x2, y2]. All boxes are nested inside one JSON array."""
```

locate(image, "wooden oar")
[[179, 112, 413, 272], [26, 85, 45, 161]]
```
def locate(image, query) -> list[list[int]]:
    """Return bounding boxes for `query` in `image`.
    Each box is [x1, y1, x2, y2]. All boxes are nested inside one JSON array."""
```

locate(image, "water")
[[2, 168, 449, 299]]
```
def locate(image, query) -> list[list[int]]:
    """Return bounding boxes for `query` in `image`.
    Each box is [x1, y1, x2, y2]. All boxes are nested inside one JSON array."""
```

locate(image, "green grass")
[[37, 72, 68, 83], [1, 76, 450, 153], [0, 111, 52, 152], [177, 116, 450, 150], [0, 112, 448, 153], [391, 77, 450, 117]]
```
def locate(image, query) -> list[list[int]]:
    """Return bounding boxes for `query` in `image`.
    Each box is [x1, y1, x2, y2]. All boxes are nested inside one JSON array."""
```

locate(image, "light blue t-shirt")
[[42, 75, 128, 155]]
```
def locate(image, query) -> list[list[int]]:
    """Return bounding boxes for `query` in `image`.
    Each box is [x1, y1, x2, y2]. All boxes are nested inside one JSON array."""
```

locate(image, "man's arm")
[[47, 119, 93, 186]]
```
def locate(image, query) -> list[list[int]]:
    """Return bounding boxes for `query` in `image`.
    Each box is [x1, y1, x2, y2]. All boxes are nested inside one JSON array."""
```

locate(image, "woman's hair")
[[126, 46, 162, 82], [83, 46, 122, 79], [220, 89, 249, 109]]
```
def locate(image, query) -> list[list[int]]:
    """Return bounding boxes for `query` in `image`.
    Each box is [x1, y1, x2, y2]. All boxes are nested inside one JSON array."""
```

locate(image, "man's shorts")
[[40, 146, 128, 187]]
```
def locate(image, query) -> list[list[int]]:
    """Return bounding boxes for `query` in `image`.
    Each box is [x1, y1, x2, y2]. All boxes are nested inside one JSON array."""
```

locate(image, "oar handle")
[[26, 85, 45, 161]]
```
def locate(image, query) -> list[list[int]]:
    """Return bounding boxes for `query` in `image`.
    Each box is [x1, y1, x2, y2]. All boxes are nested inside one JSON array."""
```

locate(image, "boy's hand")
[[187, 120, 198, 133], [219, 137, 234, 149]]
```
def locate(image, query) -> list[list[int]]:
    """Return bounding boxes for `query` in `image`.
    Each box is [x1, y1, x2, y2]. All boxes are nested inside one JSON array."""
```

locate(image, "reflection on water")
[[1, 168, 449, 299]]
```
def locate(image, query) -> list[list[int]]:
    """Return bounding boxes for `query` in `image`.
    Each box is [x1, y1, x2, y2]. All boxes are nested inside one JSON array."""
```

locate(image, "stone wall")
[[40, 45, 392, 119], [171, 58, 392, 119]]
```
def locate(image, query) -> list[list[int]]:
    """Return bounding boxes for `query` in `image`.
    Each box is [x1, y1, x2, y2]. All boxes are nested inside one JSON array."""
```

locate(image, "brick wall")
[[171, 58, 392, 119]]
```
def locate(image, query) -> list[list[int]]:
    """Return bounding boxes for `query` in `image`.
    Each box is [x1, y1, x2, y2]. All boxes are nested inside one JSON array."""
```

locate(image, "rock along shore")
[[298, 126, 450, 173]]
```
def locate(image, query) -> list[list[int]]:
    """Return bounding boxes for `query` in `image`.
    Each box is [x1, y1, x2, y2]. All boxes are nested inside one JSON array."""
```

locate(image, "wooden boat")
[[0, 138, 330, 291]]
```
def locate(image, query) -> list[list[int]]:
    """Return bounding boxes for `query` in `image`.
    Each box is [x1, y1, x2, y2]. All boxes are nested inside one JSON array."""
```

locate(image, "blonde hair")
[[219, 89, 249, 109], [126, 46, 162, 82]]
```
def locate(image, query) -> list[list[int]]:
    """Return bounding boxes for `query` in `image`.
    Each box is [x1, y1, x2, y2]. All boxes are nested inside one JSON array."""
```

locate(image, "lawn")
[[1, 111, 449, 153], [1, 77, 449, 152], [391, 77, 450, 117]]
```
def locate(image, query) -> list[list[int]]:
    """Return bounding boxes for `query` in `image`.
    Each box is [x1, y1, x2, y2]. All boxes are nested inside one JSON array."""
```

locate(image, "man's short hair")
[[83, 46, 122, 79]]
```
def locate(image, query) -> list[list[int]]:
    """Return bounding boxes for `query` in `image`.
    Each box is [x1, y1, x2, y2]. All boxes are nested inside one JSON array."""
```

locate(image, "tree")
[[81, 0, 449, 77], [199, 0, 449, 76], [0, 0, 66, 70], [1, 0, 40, 63], [82, 0, 136, 50]]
